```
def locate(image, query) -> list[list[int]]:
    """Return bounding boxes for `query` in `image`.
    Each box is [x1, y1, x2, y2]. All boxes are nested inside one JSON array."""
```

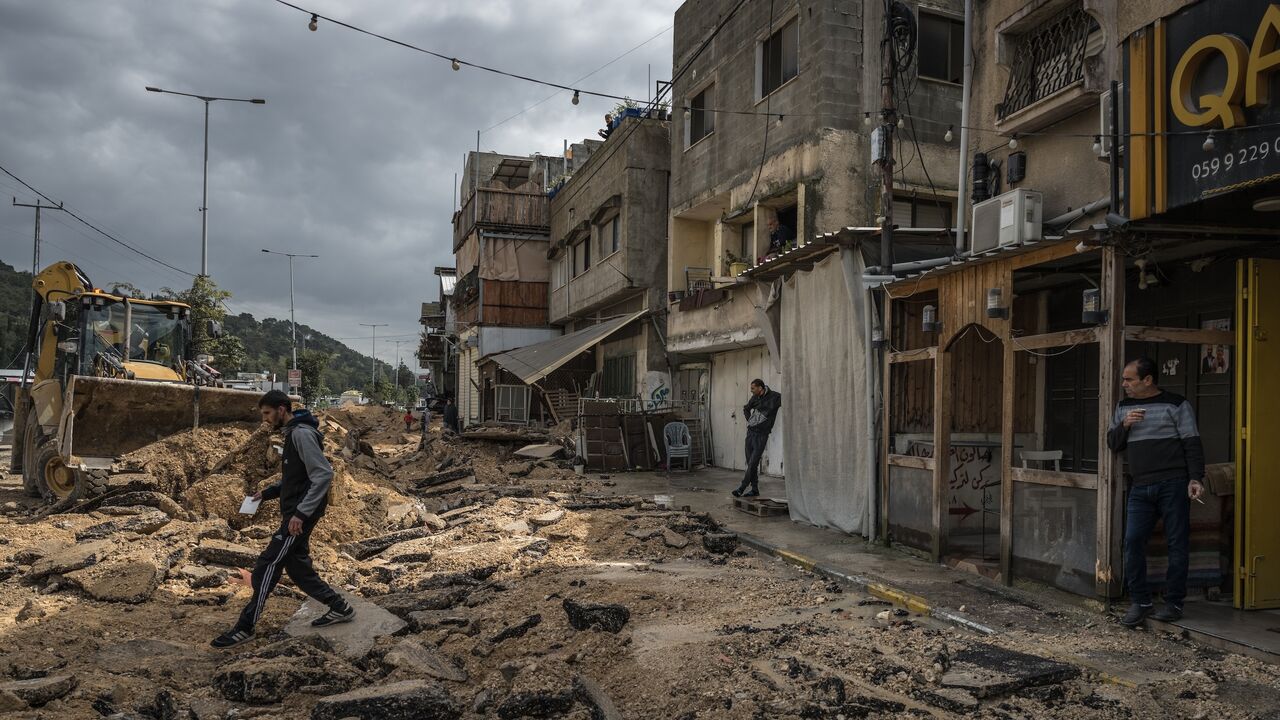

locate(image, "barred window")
[[997, 5, 1099, 120]]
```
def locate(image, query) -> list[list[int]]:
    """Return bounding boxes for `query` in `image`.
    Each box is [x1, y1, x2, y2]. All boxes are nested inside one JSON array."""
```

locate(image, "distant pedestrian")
[[404, 410, 414, 432], [443, 397, 460, 434], [733, 379, 781, 498], [1107, 357, 1205, 627], [211, 390, 354, 649]]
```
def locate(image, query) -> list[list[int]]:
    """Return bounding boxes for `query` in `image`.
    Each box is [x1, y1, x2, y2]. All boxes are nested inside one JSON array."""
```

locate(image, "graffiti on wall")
[[905, 441, 998, 526], [643, 371, 672, 410]]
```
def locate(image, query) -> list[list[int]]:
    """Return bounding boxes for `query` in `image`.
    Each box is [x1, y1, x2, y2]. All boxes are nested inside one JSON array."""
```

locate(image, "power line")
[[272, 0, 634, 103], [483, 24, 673, 134], [0, 162, 196, 277]]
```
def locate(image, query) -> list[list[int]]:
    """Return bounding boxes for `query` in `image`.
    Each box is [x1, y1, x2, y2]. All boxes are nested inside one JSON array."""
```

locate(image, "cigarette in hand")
[[1193, 496, 1205, 505]]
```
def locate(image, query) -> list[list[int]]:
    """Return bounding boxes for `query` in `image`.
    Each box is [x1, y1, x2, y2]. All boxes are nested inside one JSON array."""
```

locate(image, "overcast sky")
[[0, 0, 677, 370]]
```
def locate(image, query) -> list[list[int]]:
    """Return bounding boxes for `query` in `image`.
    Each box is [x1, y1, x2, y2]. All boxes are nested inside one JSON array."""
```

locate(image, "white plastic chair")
[[1020, 450, 1063, 471], [664, 421, 692, 473]]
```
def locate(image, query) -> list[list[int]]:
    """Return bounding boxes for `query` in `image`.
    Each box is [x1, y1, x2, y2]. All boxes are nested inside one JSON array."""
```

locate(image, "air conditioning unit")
[[1098, 83, 1125, 161], [970, 189, 1043, 254]]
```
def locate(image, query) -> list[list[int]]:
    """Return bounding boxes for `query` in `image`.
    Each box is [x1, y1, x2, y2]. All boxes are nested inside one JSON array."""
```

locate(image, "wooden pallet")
[[733, 497, 789, 517]]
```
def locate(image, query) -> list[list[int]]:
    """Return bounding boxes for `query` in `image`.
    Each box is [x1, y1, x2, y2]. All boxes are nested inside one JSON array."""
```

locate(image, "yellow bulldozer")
[[10, 261, 263, 501]]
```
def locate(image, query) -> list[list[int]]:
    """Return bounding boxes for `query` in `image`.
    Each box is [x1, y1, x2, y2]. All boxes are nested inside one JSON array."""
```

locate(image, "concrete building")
[[451, 147, 596, 427], [543, 116, 671, 403], [418, 266, 457, 401], [871, 0, 1280, 629], [666, 0, 961, 534]]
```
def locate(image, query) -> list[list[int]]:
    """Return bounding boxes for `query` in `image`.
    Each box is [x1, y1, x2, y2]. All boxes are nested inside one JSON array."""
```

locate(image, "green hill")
[[0, 259, 404, 396]]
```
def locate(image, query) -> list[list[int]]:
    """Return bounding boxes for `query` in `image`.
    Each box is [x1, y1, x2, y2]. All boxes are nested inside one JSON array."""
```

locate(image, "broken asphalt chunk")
[[562, 598, 630, 633], [940, 643, 1079, 699], [191, 539, 259, 568], [490, 614, 542, 643], [310, 679, 461, 720], [702, 532, 739, 554]]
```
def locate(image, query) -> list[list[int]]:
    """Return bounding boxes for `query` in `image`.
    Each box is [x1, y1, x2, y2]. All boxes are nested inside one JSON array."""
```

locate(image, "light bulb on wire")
[[864, 113, 872, 126], [944, 125, 954, 143], [571, 90, 580, 106], [308, 13, 318, 31], [896, 116, 904, 129], [1008, 135, 1019, 150], [451, 58, 461, 71], [1203, 131, 1216, 152], [1092, 135, 1102, 154]]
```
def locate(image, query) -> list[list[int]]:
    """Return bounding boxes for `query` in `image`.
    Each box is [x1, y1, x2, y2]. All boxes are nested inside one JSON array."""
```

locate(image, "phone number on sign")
[[1191, 139, 1276, 181]]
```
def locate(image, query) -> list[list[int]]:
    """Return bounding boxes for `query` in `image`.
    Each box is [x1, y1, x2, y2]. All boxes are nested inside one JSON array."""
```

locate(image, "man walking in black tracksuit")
[[733, 379, 781, 498], [212, 390, 354, 648]]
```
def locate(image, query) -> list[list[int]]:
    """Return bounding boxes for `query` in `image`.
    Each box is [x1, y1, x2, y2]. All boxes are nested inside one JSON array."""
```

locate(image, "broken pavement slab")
[[563, 598, 630, 633], [513, 443, 563, 460], [24, 540, 115, 583], [285, 590, 408, 661], [383, 639, 469, 682], [64, 545, 176, 603], [940, 643, 1080, 698], [310, 679, 461, 720], [528, 508, 565, 527], [661, 529, 690, 549], [0, 675, 78, 708], [192, 538, 260, 567], [74, 508, 171, 540], [341, 526, 436, 561]]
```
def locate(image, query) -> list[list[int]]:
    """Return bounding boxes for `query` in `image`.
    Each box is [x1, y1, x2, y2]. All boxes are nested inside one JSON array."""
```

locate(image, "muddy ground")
[[0, 405, 1277, 719]]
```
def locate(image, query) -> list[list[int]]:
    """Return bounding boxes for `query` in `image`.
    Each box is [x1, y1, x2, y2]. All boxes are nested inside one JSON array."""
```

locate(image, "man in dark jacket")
[[211, 390, 354, 648], [1106, 357, 1206, 627], [733, 379, 782, 498], [443, 397, 460, 434]]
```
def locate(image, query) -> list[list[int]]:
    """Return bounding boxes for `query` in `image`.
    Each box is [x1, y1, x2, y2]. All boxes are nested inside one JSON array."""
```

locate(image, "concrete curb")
[[736, 531, 996, 636]]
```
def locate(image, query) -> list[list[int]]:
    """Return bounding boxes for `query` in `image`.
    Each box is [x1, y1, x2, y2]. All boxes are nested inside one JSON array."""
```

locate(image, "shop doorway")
[[944, 324, 1004, 570], [1236, 258, 1280, 609]]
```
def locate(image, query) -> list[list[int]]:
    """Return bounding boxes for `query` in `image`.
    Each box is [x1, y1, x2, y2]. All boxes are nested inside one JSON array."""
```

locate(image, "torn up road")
[[0, 404, 1276, 718]]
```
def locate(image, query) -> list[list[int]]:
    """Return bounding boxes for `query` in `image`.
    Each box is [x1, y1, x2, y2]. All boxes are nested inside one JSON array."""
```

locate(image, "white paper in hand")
[[238, 496, 262, 515]]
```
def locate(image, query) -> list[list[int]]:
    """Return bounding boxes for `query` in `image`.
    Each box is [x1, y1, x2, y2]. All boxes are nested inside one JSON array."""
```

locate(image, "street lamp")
[[146, 85, 266, 277], [261, 249, 319, 370]]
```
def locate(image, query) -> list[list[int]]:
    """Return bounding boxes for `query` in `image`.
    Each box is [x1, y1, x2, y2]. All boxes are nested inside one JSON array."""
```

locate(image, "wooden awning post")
[[880, 294, 893, 543], [932, 346, 952, 562], [1096, 244, 1125, 599]]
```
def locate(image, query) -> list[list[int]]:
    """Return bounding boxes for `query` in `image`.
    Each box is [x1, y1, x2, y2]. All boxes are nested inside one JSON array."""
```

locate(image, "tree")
[[296, 349, 333, 407], [161, 275, 232, 357], [364, 376, 395, 405], [395, 362, 415, 391], [107, 281, 146, 299], [211, 334, 247, 374]]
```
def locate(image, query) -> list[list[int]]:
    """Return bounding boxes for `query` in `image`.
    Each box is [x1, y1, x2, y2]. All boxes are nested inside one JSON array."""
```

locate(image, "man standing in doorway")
[[733, 379, 782, 498], [766, 216, 796, 257], [443, 396, 460, 435], [211, 390, 354, 648], [1107, 357, 1206, 627]]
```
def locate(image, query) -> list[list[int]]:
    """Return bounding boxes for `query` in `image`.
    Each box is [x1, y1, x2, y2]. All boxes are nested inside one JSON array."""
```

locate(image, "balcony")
[[453, 187, 549, 251]]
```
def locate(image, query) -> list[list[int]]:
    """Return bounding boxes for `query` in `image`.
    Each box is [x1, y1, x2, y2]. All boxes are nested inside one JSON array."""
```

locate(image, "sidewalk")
[[600, 466, 1280, 679]]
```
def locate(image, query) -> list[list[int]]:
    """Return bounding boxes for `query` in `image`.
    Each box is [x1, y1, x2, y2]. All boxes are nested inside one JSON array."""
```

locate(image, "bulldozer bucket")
[[61, 376, 263, 464]]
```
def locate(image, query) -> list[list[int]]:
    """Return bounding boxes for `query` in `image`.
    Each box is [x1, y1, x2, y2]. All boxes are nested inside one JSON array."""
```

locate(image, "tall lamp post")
[[145, 85, 265, 277], [360, 323, 389, 385], [261, 249, 319, 370]]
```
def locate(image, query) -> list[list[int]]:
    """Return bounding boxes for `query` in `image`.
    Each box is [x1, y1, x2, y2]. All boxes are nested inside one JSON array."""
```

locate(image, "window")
[[997, 4, 1099, 120], [892, 197, 952, 228], [553, 255, 566, 290], [609, 216, 620, 254], [760, 17, 799, 97], [739, 222, 754, 263], [689, 85, 714, 146], [919, 12, 964, 84], [602, 354, 637, 398], [573, 239, 591, 277], [495, 385, 530, 424]]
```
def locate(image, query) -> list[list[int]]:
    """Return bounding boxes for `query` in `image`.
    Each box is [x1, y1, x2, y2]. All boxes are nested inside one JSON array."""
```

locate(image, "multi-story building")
[[451, 147, 595, 426], [667, 0, 961, 534], [874, 0, 1280, 620], [417, 266, 456, 401], [544, 116, 671, 402]]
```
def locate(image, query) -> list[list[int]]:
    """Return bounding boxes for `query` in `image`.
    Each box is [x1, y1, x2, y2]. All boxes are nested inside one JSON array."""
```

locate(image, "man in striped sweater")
[[1107, 357, 1206, 627]]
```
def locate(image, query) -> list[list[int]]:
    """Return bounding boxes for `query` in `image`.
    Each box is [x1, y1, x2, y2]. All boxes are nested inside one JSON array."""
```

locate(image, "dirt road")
[[0, 407, 1276, 718]]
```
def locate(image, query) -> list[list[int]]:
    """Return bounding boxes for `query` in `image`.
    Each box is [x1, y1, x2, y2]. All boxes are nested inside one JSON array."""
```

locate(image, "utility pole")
[[13, 198, 67, 378], [391, 339, 411, 399], [261, 249, 318, 371], [877, 1, 899, 271], [360, 323, 388, 385]]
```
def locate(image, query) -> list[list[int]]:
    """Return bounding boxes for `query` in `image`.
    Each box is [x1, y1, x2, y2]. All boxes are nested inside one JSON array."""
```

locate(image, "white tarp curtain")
[[781, 249, 871, 536]]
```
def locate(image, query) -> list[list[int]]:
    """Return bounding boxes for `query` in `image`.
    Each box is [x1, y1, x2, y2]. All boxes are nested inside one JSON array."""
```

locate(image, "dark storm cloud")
[[0, 0, 675, 367]]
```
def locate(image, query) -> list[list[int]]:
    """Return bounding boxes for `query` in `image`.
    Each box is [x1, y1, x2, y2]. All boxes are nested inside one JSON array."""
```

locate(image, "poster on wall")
[[1199, 319, 1230, 374]]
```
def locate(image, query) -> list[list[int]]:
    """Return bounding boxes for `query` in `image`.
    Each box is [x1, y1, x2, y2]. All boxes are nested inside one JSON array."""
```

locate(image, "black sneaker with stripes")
[[311, 602, 355, 627], [210, 628, 255, 649]]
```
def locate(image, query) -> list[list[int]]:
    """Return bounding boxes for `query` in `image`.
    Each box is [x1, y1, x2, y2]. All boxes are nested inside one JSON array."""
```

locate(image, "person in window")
[[598, 114, 614, 140], [766, 216, 796, 257], [733, 379, 782, 498]]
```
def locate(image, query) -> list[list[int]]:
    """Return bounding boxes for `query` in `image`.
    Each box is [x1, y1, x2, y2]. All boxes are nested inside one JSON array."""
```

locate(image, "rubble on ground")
[[0, 403, 1277, 719]]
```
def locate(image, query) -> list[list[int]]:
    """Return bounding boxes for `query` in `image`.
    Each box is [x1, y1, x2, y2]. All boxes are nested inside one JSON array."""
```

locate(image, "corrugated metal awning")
[[488, 311, 647, 385]]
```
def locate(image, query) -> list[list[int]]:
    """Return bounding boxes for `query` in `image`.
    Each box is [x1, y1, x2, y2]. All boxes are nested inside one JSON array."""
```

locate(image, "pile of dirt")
[[115, 422, 262, 496]]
